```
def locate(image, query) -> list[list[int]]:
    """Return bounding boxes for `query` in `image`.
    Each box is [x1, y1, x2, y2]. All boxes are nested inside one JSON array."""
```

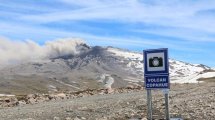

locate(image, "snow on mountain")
[[172, 72, 215, 83], [200, 72, 215, 78], [107, 47, 143, 68], [0, 44, 214, 95], [107, 47, 142, 60], [0, 94, 15, 97], [1, 39, 214, 95], [107, 47, 215, 83], [169, 60, 211, 82]]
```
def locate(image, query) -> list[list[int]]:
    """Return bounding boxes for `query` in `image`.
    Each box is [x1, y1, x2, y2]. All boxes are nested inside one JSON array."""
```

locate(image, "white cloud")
[[0, 1, 57, 13], [60, 0, 104, 7], [19, 0, 215, 32], [2, 0, 215, 43], [133, 27, 215, 42], [0, 20, 176, 48], [0, 18, 205, 54]]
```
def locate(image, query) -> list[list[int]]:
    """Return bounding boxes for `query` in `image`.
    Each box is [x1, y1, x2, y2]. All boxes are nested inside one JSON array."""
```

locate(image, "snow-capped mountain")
[[0, 42, 214, 94], [107, 47, 215, 83]]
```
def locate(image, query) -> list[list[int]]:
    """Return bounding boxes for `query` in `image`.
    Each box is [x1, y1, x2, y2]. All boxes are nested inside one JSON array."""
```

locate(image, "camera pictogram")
[[149, 57, 163, 67]]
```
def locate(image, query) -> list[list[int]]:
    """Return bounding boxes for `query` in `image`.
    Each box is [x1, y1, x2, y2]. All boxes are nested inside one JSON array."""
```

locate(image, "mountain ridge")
[[0, 43, 214, 94]]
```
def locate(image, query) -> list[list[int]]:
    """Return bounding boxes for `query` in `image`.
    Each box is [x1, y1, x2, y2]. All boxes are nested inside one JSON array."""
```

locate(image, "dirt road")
[[0, 83, 214, 120]]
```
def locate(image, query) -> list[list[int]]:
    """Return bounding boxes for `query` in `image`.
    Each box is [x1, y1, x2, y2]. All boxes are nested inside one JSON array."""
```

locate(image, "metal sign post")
[[163, 89, 170, 120], [165, 93, 170, 120], [143, 48, 170, 120], [147, 90, 153, 120]]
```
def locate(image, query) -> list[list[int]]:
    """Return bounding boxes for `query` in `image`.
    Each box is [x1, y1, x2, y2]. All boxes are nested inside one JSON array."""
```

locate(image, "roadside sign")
[[144, 48, 169, 89], [144, 48, 169, 75], [143, 48, 170, 120]]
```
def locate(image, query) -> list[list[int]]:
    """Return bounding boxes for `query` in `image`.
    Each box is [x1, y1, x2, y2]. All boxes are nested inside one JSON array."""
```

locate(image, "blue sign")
[[145, 75, 169, 89], [143, 48, 169, 89]]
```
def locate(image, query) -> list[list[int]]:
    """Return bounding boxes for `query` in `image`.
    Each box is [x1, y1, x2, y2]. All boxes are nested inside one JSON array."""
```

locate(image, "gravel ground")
[[0, 83, 214, 120]]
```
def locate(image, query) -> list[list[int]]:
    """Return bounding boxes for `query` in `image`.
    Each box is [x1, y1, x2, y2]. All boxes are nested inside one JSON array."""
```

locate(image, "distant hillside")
[[0, 41, 214, 94]]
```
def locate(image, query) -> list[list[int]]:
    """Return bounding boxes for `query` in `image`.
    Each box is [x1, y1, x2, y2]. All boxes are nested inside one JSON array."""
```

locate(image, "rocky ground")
[[0, 83, 214, 120]]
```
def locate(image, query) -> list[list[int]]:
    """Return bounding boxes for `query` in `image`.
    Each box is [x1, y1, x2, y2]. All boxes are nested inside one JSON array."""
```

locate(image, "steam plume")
[[0, 37, 86, 66]]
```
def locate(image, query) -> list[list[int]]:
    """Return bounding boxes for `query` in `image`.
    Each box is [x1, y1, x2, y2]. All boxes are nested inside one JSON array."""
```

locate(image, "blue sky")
[[0, 0, 215, 67]]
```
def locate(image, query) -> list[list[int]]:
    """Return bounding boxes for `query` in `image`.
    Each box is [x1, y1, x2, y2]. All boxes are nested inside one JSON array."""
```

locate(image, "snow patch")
[[107, 47, 142, 60], [124, 77, 142, 83], [199, 72, 215, 78], [172, 72, 215, 83], [55, 80, 80, 90], [48, 85, 57, 92], [0, 94, 15, 97]]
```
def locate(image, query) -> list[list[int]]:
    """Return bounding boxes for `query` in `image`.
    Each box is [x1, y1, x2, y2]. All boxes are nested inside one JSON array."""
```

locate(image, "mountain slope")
[[0, 43, 214, 94], [107, 47, 214, 83]]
